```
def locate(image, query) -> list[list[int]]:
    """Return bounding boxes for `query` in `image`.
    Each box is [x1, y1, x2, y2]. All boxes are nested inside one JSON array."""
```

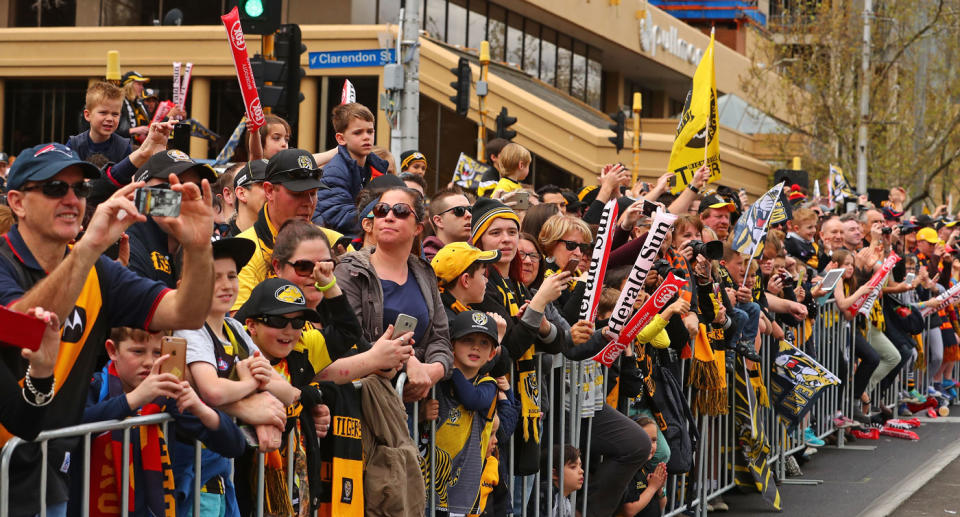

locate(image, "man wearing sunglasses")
[[234, 149, 349, 312], [0, 142, 215, 516], [423, 189, 473, 262], [126, 149, 217, 287]]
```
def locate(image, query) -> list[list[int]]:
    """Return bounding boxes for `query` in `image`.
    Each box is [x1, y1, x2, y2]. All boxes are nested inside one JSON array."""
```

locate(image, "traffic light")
[[608, 110, 625, 152], [232, 0, 281, 35], [449, 57, 471, 117], [250, 54, 285, 110], [495, 107, 517, 141], [276, 24, 306, 145]]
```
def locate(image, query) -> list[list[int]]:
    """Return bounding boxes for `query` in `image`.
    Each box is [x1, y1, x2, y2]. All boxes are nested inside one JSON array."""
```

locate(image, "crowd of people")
[[0, 75, 956, 517]]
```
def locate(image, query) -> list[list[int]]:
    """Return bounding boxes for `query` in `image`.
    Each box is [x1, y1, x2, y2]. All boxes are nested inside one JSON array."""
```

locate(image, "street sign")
[[308, 49, 396, 69]]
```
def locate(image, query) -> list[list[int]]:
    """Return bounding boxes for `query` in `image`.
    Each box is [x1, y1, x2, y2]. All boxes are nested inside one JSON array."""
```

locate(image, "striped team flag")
[[731, 182, 785, 258]]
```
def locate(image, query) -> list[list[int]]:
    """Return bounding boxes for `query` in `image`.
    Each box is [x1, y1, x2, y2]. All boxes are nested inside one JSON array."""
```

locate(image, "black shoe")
[[735, 342, 761, 362]]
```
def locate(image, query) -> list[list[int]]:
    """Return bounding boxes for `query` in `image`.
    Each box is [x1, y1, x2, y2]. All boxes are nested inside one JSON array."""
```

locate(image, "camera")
[[881, 226, 892, 235], [653, 259, 673, 278], [686, 239, 724, 261]]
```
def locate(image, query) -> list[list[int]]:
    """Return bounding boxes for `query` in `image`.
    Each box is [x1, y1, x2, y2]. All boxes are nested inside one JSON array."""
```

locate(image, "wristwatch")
[[688, 184, 701, 194]]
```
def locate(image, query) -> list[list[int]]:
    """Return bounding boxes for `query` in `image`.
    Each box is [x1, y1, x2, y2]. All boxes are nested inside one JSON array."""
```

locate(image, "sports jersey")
[[0, 225, 169, 515]]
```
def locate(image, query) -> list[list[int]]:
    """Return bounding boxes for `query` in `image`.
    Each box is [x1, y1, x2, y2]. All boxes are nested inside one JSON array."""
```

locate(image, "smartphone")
[[818, 268, 845, 292], [641, 199, 658, 216], [562, 257, 580, 274], [135, 187, 182, 218], [904, 272, 916, 285], [507, 191, 531, 211], [160, 336, 187, 380], [0, 306, 47, 351], [392, 314, 418, 341]]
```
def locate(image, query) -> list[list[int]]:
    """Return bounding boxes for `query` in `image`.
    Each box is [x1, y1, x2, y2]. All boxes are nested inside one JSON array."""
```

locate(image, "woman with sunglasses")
[[271, 219, 413, 382], [538, 214, 593, 324], [336, 186, 454, 403]]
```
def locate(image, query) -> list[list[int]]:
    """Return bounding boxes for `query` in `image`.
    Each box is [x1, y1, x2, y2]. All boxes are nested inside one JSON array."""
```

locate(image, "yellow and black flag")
[[668, 29, 721, 194], [733, 358, 782, 510], [731, 182, 786, 259]]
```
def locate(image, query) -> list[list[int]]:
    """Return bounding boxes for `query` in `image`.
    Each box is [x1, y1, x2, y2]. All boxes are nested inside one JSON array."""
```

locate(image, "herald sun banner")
[[849, 252, 899, 317], [341, 79, 357, 104], [221, 7, 265, 131], [668, 30, 720, 195], [150, 100, 175, 125], [592, 210, 677, 366], [921, 281, 960, 316], [172, 62, 193, 111], [579, 199, 620, 323], [592, 272, 687, 366]]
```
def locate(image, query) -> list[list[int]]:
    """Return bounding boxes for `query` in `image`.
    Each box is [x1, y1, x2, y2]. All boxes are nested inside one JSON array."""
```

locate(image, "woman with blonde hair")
[[538, 214, 593, 323]]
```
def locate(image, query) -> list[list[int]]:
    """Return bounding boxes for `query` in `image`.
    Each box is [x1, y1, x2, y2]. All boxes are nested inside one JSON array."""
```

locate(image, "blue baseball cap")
[[6, 143, 99, 191]]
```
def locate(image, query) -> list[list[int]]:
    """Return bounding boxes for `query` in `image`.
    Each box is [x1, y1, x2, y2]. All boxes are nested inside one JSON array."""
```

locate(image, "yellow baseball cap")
[[917, 227, 941, 244], [431, 242, 500, 284]]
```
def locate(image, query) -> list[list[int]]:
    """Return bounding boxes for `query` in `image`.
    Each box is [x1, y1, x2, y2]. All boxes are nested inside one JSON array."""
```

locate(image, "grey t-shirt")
[[175, 317, 259, 371]]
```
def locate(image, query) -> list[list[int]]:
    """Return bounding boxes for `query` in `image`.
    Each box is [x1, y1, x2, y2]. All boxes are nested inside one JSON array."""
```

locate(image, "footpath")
[[720, 416, 960, 517]]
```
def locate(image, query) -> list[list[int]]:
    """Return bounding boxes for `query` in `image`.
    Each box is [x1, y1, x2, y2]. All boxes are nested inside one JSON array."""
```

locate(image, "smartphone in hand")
[[160, 336, 187, 380]]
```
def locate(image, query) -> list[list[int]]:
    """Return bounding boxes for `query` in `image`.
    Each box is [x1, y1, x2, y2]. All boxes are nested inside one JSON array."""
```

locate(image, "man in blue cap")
[[0, 142, 217, 516]]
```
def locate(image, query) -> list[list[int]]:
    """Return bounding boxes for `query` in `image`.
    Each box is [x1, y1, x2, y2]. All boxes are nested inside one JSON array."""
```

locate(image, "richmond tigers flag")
[[668, 29, 720, 194], [828, 164, 854, 207], [731, 182, 785, 258], [771, 341, 840, 433], [733, 358, 781, 510]]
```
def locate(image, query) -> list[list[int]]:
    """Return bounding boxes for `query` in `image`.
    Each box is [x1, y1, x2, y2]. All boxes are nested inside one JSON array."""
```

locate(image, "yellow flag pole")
[[632, 92, 642, 186]]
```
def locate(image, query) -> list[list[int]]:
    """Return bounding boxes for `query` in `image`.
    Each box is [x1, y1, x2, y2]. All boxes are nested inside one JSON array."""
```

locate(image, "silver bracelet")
[[23, 364, 55, 407]]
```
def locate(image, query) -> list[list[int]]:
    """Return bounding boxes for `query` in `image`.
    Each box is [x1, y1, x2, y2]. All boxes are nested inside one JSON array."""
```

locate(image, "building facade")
[[0, 0, 781, 195]]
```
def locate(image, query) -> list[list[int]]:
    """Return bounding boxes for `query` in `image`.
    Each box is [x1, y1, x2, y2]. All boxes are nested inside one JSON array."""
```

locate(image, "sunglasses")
[[558, 239, 591, 253], [372, 202, 418, 220], [20, 180, 92, 199], [440, 205, 471, 218], [255, 315, 307, 330], [283, 259, 335, 277]]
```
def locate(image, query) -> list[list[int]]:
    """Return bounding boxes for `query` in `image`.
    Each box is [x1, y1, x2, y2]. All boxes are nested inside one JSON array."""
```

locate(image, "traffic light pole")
[[632, 92, 641, 186], [477, 41, 490, 163], [391, 2, 421, 162]]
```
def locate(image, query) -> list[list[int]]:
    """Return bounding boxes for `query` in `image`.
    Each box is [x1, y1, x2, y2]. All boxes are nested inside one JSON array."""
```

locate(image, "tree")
[[743, 0, 960, 211]]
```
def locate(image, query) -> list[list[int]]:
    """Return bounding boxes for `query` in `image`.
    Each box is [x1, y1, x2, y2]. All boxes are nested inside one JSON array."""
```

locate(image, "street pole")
[[397, 0, 420, 156], [631, 92, 641, 185], [477, 41, 490, 163], [856, 0, 872, 196]]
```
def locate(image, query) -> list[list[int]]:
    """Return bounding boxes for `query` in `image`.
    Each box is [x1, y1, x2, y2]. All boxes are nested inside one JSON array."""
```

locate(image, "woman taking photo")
[[336, 186, 453, 402]]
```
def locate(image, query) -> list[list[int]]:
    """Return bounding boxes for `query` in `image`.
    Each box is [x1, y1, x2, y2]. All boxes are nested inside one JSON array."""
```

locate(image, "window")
[[556, 35, 572, 94], [487, 4, 506, 62], [587, 57, 603, 109], [505, 11, 524, 67], [377, 0, 400, 24], [4, 80, 87, 154], [571, 41, 587, 101], [523, 22, 541, 78], [540, 28, 557, 87], [447, 0, 468, 47], [15, 0, 76, 26], [467, 0, 487, 51], [424, 0, 446, 39]]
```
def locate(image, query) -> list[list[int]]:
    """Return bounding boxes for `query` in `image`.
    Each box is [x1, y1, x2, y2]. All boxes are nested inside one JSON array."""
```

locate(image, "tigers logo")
[[341, 478, 353, 504], [471, 312, 488, 326], [446, 407, 462, 425], [297, 155, 313, 169], [229, 20, 246, 51], [274, 285, 305, 305], [166, 149, 191, 162], [61, 307, 86, 343]]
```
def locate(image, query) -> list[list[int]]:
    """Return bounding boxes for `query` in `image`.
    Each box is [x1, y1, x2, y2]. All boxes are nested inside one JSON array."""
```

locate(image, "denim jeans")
[[728, 301, 762, 346]]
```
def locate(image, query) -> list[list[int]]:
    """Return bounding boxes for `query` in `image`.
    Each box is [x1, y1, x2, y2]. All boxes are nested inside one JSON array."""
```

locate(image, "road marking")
[[856, 429, 960, 517], [914, 417, 960, 423]]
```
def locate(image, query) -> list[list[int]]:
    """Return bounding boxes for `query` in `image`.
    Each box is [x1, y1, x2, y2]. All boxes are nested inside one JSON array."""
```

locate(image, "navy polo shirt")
[[127, 218, 179, 288]]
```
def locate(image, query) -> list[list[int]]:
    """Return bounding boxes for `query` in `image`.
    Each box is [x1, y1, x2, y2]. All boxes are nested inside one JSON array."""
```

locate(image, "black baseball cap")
[[698, 193, 736, 213], [135, 149, 216, 184], [212, 237, 255, 271], [234, 278, 322, 323], [450, 310, 499, 343], [6, 143, 99, 191], [234, 159, 268, 189], [264, 149, 326, 192]]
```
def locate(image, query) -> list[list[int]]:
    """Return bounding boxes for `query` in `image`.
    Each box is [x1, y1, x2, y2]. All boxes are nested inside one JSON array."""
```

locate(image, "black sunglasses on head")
[[255, 315, 307, 330], [439, 205, 470, 218], [20, 180, 91, 199], [283, 259, 335, 277], [558, 239, 591, 253], [372, 202, 418, 221]]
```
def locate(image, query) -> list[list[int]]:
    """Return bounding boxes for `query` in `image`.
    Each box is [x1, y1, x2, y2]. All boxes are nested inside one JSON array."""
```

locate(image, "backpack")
[[645, 361, 700, 475]]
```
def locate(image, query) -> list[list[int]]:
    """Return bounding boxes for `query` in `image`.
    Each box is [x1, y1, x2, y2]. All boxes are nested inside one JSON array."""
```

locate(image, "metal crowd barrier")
[[5, 298, 945, 517]]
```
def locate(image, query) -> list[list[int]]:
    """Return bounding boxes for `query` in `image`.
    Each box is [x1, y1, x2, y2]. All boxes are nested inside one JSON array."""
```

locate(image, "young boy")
[[400, 150, 428, 176], [431, 241, 501, 320], [490, 143, 531, 198], [784, 208, 825, 271], [73, 327, 245, 517], [67, 81, 133, 164], [719, 244, 763, 361], [619, 417, 669, 517], [428, 310, 501, 516], [531, 445, 585, 517], [313, 102, 390, 234]]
